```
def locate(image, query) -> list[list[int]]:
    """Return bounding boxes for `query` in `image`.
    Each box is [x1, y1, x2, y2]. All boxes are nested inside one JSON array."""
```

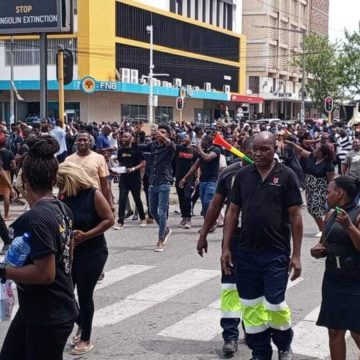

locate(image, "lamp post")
[[255, 25, 306, 124], [146, 25, 169, 123]]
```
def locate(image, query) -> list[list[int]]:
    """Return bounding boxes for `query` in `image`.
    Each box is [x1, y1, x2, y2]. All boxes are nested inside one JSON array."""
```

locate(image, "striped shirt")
[[337, 136, 353, 161]]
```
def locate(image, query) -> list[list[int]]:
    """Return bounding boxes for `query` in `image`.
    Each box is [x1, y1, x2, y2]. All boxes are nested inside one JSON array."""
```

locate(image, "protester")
[[57, 162, 114, 355], [0, 136, 78, 360], [311, 176, 360, 359], [138, 125, 175, 252], [222, 131, 303, 360], [342, 138, 360, 179], [286, 141, 335, 237], [50, 120, 68, 163]]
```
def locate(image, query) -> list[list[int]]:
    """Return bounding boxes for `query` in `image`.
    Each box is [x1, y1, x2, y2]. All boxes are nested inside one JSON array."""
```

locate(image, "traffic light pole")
[[9, 38, 15, 125], [147, 25, 154, 124], [300, 30, 306, 125], [57, 48, 65, 128], [39, 33, 48, 119]]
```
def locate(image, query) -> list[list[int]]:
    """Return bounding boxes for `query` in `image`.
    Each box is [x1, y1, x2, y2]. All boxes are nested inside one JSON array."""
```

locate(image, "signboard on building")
[[80, 77, 118, 94], [0, 0, 73, 34]]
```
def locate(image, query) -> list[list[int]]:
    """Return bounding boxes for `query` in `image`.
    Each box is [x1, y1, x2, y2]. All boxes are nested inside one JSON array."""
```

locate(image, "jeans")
[[143, 174, 152, 219], [118, 177, 145, 224], [235, 249, 293, 360], [175, 180, 193, 219], [149, 183, 170, 240], [0, 311, 74, 360], [199, 181, 217, 218], [72, 249, 108, 342]]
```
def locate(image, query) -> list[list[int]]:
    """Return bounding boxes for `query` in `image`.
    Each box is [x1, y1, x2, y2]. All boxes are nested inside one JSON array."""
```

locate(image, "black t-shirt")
[[62, 188, 107, 256], [0, 149, 14, 171], [9, 199, 78, 325], [216, 162, 242, 208], [231, 162, 303, 254], [175, 145, 197, 180], [199, 146, 221, 182], [117, 145, 145, 179], [305, 153, 334, 178]]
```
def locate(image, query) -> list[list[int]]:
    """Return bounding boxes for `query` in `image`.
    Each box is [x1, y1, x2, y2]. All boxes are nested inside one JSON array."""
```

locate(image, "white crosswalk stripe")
[[93, 268, 220, 328], [159, 277, 304, 341], [8, 264, 155, 321]]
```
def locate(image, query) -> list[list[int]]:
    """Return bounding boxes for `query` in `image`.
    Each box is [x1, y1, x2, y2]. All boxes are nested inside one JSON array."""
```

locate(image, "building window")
[[194, 108, 211, 124], [155, 107, 173, 123], [121, 104, 148, 122], [170, 0, 176, 13], [249, 76, 260, 94], [195, 0, 199, 19], [5, 38, 77, 66]]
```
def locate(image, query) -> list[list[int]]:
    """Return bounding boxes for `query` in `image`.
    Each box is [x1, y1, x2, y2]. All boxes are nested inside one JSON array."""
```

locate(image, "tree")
[[338, 22, 360, 96], [297, 33, 345, 108]]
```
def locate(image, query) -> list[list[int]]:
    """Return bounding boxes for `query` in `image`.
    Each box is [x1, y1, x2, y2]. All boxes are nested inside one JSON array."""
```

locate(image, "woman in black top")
[[57, 162, 114, 355], [0, 136, 78, 360], [286, 141, 335, 237], [311, 176, 360, 359]]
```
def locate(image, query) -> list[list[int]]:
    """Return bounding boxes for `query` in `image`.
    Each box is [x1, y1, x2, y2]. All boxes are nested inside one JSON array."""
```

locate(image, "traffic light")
[[324, 96, 333, 113], [56, 48, 74, 85], [176, 97, 184, 111]]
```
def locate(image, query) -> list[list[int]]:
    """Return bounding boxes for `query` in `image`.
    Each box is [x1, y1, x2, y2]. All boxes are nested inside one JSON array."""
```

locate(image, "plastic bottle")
[[5, 233, 31, 267]]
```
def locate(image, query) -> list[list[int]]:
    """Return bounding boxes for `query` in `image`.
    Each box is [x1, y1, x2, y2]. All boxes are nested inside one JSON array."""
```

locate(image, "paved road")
[[0, 191, 359, 360]]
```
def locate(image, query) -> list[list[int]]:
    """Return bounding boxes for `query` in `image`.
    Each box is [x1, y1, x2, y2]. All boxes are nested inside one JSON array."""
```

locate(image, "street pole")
[[39, 33, 48, 119], [57, 48, 65, 128], [300, 30, 306, 124], [9, 37, 15, 125], [147, 25, 154, 124]]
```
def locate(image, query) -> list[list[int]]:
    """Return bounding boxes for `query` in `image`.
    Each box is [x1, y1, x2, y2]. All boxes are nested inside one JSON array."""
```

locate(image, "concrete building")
[[242, 0, 312, 120], [309, 0, 329, 37], [0, 0, 256, 124]]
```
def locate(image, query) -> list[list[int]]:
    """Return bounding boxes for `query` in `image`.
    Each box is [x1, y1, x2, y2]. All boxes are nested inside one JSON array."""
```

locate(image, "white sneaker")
[[315, 231, 322, 238], [113, 224, 124, 230], [139, 220, 146, 227]]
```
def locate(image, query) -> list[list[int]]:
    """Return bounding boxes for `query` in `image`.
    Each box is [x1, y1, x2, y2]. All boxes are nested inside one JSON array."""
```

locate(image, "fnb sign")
[[98, 82, 117, 91]]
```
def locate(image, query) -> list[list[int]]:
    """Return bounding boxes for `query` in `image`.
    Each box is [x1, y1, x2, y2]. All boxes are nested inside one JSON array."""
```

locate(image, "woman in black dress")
[[57, 162, 114, 355], [311, 176, 360, 359]]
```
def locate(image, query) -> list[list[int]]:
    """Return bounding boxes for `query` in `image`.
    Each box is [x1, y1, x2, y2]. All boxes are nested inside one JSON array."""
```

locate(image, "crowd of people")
[[0, 116, 359, 359]]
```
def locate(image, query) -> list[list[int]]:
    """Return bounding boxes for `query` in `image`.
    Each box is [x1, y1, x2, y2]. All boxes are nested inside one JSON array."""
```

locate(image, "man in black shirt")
[[180, 134, 220, 222], [116, 132, 146, 229], [138, 125, 175, 252], [175, 133, 197, 229], [222, 132, 303, 360]]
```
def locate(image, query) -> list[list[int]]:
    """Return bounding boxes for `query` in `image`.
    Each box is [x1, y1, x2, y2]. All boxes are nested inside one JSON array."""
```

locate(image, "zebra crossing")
[[0, 263, 338, 359]]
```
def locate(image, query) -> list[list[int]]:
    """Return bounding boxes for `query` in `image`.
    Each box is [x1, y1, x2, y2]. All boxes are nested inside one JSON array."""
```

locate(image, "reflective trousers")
[[235, 249, 293, 360]]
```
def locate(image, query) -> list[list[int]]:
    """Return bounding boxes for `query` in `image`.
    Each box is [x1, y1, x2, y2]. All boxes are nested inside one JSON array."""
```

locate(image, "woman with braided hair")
[[0, 135, 78, 360]]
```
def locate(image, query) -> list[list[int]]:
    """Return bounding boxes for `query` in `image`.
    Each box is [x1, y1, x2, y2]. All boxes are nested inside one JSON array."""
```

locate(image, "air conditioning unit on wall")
[[119, 68, 131, 83], [130, 69, 139, 84], [173, 78, 182, 87], [223, 85, 230, 93], [204, 82, 211, 91]]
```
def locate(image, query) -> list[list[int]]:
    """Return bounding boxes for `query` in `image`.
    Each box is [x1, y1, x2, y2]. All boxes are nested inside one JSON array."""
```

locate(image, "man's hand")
[[220, 247, 234, 275], [288, 255, 302, 281], [197, 234, 208, 257], [126, 167, 134, 174], [336, 208, 352, 229], [179, 178, 187, 188]]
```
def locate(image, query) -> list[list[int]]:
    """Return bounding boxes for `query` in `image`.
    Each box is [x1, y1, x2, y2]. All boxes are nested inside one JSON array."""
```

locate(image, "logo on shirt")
[[178, 152, 194, 159], [270, 176, 281, 186]]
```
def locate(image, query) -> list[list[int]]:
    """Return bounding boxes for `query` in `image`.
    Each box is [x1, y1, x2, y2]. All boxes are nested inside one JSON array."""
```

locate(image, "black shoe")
[[125, 210, 134, 219], [132, 214, 139, 221], [222, 340, 238, 355], [0, 244, 9, 255], [97, 272, 105, 282], [278, 350, 293, 360]]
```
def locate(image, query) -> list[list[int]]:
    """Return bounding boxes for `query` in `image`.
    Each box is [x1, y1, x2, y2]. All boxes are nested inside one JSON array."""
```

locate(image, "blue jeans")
[[199, 181, 217, 218], [149, 183, 171, 240]]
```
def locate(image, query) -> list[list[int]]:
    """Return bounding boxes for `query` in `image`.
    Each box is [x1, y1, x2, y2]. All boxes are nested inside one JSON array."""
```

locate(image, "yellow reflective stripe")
[[241, 298, 268, 334], [221, 289, 242, 314], [264, 300, 292, 330]]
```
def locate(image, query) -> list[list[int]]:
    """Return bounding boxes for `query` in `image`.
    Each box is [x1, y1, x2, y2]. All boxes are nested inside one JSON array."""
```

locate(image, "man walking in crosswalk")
[[221, 132, 303, 360]]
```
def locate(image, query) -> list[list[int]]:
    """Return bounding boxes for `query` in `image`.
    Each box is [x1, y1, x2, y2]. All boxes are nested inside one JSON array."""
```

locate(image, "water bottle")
[[5, 233, 31, 267]]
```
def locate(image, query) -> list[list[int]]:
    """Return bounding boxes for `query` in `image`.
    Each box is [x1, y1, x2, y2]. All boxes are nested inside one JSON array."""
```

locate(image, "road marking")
[[158, 278, 304, 341], [291, 305, 349, 359], [93, 269, 220, 328], [9, 264, 155, 321]]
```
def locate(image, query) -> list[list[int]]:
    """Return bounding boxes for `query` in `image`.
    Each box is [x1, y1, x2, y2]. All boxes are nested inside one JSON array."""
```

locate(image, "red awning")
[[230, 94, 264, 104]]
